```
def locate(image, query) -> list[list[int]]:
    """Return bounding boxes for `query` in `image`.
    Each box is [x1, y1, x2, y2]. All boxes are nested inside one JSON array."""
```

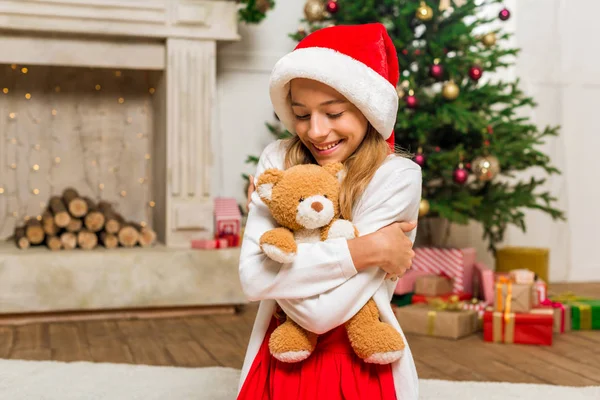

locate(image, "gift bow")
[[549, 291, 591, 304], [424, 295, 465, 336]]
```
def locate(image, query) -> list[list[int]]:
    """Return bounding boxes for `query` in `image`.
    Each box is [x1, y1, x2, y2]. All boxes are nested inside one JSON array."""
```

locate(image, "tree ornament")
[[405, 90, 418, 109], [499, 8, 511, 21], [453, 163, 469, 184], [419, 199, 430, 217], [416, 1, 433, 21], [414, 148, 426, 167], [487, 125, 494, 134], [430, 60, 444, 80], [326, 0, 339, 14], [297, 26, 307, 39], [396, 85, 405, 98], [482, 32, 497, 47], [442, 80, 460, 100], [304, 0, 326, 22], [469, 65, 483, 81], [472, 155, 500, 181]]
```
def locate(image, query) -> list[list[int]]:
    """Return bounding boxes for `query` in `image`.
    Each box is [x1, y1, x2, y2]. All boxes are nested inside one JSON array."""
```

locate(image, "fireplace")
[[0, 0, 239, 249], [0, 0, 248, 315]]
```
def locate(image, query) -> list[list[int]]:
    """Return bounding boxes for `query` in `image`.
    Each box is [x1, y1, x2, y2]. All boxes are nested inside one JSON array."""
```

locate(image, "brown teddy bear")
[[256, 162, 405, 365]]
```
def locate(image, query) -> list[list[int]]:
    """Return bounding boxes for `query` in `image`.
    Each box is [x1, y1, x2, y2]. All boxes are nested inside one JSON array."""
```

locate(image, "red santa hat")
[[269, 23, 399, 148]]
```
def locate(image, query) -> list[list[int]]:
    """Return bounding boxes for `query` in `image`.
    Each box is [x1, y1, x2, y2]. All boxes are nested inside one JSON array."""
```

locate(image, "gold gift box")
[[394, 304, 478, 340], [496, 247, 549, 283]]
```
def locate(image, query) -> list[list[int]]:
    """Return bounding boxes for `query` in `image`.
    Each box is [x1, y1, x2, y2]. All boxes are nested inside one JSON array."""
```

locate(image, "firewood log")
[[14, 226, 30, 249], [77, 229, 98, 250], [63, 187, 88, 217], [99, 232, 119, 249], [45, 235, 62, 251], [49, 196, 71, 227], [42, 211, 59, 236], [60, 232, 77, 250], [117, 223, 139, 248], [25, 218, 45, 245], [66, 218, 83, 233], [83, 197, 105, 232], [131, 222, 156, 247], [98, 201, 121, 234]]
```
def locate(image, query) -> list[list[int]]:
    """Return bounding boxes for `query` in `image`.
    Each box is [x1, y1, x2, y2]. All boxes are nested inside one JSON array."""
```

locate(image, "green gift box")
[[550, 293, 600, 330], [392, 293, 414, 308], [570, 300, 600, 330]]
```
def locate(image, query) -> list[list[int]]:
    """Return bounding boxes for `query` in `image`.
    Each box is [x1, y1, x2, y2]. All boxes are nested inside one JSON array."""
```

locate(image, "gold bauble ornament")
[[482, 32, 497, 47], [442, 80, 460, 100], [416, 1, 434, 21], [472, 155, 500, 181], [256, 0, 271, 13], [304, 0, 326, 22], [419, 199, 430, 217], [396, 85, 405, 98]]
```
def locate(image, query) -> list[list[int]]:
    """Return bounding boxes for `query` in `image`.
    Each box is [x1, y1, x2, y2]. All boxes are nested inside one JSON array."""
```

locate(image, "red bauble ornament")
[[414, 153, 426, 167], [402, 49, 409, 55], [487, 125, 494, 134], [499, 8, 511, 21], [469, 65, 483, 81], [405, 95, 418, 109], [430, 64, 444, 79], [326, 1, 339, 14], [453, 166, 469, 184]]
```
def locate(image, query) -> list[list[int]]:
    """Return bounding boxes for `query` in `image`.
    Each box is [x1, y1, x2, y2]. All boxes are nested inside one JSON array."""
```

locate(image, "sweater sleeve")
[[277, 164, 422, 334], [238, 141, 358, 302]]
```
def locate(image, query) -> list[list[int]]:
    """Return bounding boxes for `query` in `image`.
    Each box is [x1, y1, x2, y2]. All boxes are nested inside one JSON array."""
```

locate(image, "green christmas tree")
[[246, 0, 565, 252]]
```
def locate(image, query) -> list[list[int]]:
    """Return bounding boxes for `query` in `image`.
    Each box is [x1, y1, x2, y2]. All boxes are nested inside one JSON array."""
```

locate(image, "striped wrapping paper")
[[214, 197, 241, 238], [411, 247, 476, 294]]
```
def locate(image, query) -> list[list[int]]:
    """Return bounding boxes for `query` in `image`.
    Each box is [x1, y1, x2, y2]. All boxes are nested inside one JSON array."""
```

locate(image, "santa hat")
[[269, 23, 399, 148]]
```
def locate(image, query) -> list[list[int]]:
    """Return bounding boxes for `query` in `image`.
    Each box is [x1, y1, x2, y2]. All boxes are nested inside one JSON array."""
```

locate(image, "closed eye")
[[294, 114, 310, 121], [327, 112, 344, 119]]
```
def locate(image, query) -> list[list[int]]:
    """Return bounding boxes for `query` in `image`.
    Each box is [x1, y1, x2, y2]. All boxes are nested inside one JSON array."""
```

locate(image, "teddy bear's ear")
[[257, 168, 284, 203], [323, 162, 346, 183]]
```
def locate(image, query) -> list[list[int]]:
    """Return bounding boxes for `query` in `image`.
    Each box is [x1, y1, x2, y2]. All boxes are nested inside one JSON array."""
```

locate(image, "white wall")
[[212, 0, 599, 282]]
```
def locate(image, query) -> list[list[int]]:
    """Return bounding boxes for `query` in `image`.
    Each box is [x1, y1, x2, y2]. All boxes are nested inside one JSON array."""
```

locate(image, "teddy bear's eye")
[[299, 197, 304, 203], [324, 195, 328, 199]]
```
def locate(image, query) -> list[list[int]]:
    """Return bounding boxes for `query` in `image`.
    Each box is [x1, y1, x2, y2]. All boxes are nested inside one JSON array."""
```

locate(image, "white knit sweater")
[[238, 140, 422, 400]]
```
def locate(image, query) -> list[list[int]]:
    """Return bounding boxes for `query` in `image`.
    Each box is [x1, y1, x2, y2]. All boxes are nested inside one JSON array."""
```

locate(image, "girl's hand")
[[374, 221, 417, 281], [247, 175, 255, 212]]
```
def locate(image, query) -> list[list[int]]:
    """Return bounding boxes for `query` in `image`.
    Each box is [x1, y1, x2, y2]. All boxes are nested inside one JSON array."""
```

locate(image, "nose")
[[308, 114, 329, 140], [311, 202, 324, 212]]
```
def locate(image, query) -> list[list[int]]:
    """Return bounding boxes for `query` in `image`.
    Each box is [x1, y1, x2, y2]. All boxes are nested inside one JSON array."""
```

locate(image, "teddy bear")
[[256, 162, 405, 365]]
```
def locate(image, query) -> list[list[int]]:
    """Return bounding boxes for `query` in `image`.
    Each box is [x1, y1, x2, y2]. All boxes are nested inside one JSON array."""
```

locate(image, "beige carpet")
[[0, 359, 598, 399]]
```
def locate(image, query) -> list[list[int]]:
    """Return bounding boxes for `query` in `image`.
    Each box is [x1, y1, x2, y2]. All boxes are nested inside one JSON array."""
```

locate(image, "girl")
[[237, 23, 421, 400]]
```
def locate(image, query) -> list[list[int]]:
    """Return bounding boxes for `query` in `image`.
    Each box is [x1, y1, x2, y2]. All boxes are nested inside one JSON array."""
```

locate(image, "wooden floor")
[[0, 283, 599, 386]]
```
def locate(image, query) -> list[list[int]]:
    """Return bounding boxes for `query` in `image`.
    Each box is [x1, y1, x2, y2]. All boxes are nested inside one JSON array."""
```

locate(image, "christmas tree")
[[246, 0, 565, 252]]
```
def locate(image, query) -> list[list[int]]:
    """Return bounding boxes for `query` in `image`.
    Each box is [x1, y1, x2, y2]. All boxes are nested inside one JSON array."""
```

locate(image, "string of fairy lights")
[[0, 64, 157, 235]]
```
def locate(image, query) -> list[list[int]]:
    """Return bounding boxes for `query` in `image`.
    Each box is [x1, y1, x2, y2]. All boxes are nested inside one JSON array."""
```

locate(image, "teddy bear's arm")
[[260, 227, 298, 264], [321, 219, 359, 241]]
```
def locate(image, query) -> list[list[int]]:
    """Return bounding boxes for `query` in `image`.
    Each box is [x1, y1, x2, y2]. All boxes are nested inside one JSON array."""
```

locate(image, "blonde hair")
[[284, 125, 409, 219]]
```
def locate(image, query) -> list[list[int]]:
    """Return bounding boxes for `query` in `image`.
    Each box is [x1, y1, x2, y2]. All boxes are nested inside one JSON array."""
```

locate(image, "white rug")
[[0, 359, 598, 400]]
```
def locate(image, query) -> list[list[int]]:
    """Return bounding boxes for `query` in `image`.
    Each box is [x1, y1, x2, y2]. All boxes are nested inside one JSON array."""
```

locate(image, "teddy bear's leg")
[[345, 299, 405, 364], [269, 316, 318, 363], [260, 227, 298, 263]]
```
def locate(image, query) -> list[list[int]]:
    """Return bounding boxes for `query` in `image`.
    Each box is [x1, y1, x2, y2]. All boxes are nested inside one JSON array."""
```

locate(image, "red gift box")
[[411, 247, 476, 294], [473, 262, 495, 304], [214, 197, 241, 247], [483, 311, 553, 346], [411, 292, 472, 305], [191, 238, 229, 249]]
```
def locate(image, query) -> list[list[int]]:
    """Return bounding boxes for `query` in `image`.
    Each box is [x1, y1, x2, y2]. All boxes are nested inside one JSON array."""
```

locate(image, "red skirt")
[[238, 316, 396, 400]]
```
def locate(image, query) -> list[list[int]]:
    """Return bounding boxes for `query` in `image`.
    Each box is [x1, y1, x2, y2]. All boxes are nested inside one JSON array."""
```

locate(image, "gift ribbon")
[[425, 295, 465, 336], [541, 299, 566, 333], [549, 291, 591, 304], [427, 311, 436, 335], [495, 277, 513, 313], [492, 311, 515, 343], [572, 302, 592, 330]]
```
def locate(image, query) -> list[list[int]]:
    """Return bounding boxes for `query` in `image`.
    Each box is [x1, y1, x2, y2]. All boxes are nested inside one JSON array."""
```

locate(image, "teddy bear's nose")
[[311, 202, 324, 212]]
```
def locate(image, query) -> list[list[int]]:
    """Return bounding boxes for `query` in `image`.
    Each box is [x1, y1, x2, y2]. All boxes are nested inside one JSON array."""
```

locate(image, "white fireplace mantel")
[[0, 0, 240, 248]]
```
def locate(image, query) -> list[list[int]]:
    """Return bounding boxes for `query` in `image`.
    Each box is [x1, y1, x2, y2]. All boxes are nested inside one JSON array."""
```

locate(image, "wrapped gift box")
[[394, 303, 478, 339], [191, 238, 228, 250], [473, 262, 494, 304], [394, 269, 431, 295], [494, 279, 533, 314], [411, 247, 476, 294], [391, 293, 414, 308], [483, 311, 553, 346], [415, 275, 454, 297], [532, 279, 547, 307], [496, 247, 549, 283], [509, 269, 535, 285], [411, 292, 472, 305], [569, 300, 600, 330], [214, 197, 242, 247], [531, 302, 572, 333]]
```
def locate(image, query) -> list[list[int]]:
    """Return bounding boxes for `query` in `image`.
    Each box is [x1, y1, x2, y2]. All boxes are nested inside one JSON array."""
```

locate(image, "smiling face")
[[290, 78, 369, 165]]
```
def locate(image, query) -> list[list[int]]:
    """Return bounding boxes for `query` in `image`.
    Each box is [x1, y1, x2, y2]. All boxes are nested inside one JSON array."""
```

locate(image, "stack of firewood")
[[14, 188, 156, 251]]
